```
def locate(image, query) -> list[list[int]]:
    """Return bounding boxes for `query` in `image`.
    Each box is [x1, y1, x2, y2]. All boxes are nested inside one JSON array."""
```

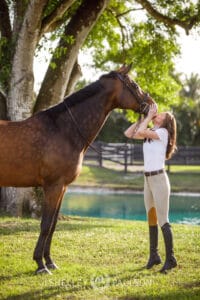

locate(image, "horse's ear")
[[126, 63, 133, 73], [117, 63, 132, 74]]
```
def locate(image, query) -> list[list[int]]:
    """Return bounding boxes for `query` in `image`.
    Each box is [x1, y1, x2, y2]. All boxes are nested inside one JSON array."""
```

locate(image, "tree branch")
[[107, 8, 127, 52], [116, 8, 144, 18], [40, 0, 76, 37], [0, 0, 12, 39], [65, 60, 82, 96], [136, 0, 200, 34], [34, 0, 109, 112]]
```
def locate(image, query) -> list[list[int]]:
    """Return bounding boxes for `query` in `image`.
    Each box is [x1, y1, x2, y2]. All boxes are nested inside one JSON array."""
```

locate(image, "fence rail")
[[84, 142, 200, 173]]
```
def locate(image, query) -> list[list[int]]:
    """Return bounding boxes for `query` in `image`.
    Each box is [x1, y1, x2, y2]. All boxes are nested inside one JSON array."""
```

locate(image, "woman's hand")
[[147, 104, 158, 119]]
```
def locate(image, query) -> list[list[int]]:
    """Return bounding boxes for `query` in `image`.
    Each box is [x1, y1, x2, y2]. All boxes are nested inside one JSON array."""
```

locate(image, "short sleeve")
[[156, 128, 168, 145]]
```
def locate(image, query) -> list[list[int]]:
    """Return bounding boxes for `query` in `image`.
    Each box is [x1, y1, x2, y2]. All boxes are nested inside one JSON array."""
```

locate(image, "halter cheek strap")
[[140, 96, 150, 115], [115, 73, 150, 115]]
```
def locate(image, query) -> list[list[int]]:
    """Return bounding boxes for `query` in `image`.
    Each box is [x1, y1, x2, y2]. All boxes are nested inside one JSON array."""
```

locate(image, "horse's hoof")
[[46, 262, 59, 270], [35, 267, 52, 275]]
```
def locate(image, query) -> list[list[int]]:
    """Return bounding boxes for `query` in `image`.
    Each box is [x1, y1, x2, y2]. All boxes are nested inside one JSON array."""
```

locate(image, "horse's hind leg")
[[33, 182, 65, 274], [44, 187, 67, 270]]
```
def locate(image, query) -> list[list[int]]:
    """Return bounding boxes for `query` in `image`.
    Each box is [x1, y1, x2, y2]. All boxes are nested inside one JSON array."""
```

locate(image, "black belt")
[[144, 169, 164, 177]]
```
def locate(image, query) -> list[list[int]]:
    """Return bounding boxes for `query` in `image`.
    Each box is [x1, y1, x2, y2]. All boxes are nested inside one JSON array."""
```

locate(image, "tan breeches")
[[144, 172, 170, 227]]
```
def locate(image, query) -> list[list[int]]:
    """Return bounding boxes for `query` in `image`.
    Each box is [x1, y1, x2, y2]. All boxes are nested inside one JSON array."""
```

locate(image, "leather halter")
[[115, 72, 150, 115]]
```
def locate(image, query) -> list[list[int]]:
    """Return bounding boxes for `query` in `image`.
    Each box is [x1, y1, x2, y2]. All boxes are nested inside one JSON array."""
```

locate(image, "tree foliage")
[[81, 0, 200, 121]]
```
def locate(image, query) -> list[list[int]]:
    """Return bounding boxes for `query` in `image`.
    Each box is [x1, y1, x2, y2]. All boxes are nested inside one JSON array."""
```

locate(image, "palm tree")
[[175, 73, 200, 146]]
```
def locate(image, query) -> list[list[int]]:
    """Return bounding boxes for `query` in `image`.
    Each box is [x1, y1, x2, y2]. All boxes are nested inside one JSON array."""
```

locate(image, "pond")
[[61, 189, 200, 225]]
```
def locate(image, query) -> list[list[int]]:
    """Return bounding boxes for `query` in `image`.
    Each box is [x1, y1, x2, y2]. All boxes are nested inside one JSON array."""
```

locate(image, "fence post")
[[130, 143, 134, 165], [124, 145, 128, 173], [98, 142, 103, 167]]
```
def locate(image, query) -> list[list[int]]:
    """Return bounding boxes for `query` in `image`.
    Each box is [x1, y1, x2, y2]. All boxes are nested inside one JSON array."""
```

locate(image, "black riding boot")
[[160, 223, 177, 273], [146, 225, 162, 269]]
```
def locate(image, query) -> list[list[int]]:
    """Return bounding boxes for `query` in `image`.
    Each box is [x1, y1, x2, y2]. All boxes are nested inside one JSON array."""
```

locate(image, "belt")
[[144, 169, 164, 177]]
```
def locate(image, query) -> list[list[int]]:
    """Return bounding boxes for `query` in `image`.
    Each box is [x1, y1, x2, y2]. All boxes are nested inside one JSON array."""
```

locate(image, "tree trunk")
[[7, 0, 48, 120], [0, 91, 7, 120], [0, 187, 42, 218]]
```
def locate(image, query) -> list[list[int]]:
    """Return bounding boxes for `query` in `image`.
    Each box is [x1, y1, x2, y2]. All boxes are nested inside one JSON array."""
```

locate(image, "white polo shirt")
[[143, 128, 168, 172]]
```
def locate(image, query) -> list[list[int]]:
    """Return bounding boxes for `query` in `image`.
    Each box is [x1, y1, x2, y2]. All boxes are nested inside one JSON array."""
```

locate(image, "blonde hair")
[[162, 112, 177, 160]]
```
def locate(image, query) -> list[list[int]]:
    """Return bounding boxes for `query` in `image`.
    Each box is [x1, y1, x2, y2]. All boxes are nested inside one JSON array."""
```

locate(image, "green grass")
[[71, 164, 200, 193], [0, 216, 200, 299], [168, 165, 200, 173]]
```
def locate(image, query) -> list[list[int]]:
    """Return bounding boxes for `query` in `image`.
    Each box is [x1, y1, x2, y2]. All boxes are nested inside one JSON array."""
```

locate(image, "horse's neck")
[[68, 93, 112, 150]]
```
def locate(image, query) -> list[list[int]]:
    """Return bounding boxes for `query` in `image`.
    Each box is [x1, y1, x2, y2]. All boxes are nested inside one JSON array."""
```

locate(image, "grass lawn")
[[0, 216, 200, 299], [71, 164, 200, 193]]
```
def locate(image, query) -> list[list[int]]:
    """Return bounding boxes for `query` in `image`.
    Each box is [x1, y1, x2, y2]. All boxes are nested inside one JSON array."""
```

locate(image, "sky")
[[175, 31, 200, 77], [34, 31, 200, 91]]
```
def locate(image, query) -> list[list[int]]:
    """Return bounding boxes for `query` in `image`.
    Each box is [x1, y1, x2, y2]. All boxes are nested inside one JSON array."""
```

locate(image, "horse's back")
[[0, 116, 44, 156], [0, 116, 47, 186], [0, 113, 83, 187]]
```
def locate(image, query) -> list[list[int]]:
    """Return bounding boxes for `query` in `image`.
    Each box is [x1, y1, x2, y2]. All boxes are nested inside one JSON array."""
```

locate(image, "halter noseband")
[[115, 72, 150, 115]]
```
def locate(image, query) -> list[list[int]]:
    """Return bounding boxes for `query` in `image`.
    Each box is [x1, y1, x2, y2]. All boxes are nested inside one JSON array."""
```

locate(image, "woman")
[[124, 104, 177, 273]]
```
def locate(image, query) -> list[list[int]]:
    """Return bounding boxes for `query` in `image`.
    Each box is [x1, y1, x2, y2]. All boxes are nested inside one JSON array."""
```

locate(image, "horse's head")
[[101, 64, 155, 115]]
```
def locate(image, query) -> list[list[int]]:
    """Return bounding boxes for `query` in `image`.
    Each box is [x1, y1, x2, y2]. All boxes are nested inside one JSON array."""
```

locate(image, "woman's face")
[[152, 112, 166, 127]]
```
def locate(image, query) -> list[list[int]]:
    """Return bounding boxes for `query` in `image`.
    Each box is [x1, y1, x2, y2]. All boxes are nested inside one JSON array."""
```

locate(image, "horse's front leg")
[[44, 187, 67, 270], [33, 182, 66, 274]]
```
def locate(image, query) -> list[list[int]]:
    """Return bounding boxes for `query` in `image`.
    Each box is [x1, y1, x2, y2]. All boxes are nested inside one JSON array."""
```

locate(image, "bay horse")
[[0, 65, 155, 274]]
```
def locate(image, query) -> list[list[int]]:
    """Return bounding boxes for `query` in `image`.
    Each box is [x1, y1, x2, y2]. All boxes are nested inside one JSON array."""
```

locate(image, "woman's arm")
[[124, 119, 143, 139], [124, 104, 160, 140]]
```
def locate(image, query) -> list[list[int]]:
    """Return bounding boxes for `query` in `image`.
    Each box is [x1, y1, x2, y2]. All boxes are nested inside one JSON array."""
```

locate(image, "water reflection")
[[61, 191, 200, 225]]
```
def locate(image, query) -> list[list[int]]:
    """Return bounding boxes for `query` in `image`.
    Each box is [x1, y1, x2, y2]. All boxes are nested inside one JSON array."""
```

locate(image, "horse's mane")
[[45, 72, 117, 117], [100, 71, 118, 80], [63, 71, 119, 108], [64, 80, 103, 108]]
